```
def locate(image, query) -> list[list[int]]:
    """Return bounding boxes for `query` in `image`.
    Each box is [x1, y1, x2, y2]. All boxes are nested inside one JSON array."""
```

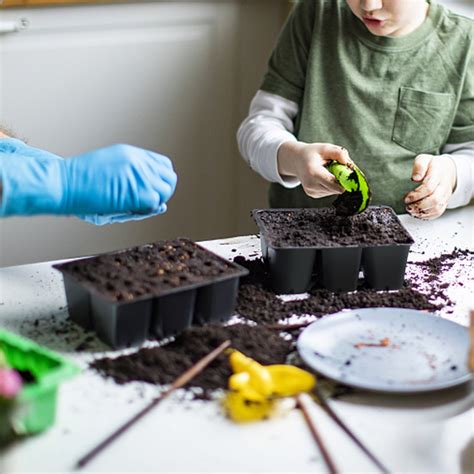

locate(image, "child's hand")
[[278, 142, 351, 198], [404, 154, 457, 220]]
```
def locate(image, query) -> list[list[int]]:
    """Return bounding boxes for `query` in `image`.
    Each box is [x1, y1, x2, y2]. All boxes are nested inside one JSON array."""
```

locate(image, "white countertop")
[[0, 207, 473, 473]]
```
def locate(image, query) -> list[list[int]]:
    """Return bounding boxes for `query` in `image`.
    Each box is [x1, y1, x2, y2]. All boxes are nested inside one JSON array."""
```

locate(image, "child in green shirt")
[[238, 0, 473, 218]]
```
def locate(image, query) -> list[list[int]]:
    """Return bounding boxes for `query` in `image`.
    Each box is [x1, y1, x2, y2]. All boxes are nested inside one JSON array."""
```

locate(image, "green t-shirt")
[[262, 0, 474, 213]]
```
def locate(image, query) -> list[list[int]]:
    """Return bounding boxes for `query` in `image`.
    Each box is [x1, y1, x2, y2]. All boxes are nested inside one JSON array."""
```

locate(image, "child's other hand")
[[404, 154, 457, 220], [278, 142, 352, 198]]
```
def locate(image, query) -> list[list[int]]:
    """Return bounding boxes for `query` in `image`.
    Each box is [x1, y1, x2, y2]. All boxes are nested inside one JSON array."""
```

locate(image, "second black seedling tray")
[[253, 206, 414, 293], [54, 239, 248, 349]]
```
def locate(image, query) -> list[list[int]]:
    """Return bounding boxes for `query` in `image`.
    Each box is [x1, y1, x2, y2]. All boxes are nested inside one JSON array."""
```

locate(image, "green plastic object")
[[328, 161, 371, 215], [0, 329, 79, 434]]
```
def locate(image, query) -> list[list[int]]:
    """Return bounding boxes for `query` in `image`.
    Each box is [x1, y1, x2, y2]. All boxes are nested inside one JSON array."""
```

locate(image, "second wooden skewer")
[[76, 339, 231, 470], [314, 386, 390, 474], [296, 393, 340, 474]]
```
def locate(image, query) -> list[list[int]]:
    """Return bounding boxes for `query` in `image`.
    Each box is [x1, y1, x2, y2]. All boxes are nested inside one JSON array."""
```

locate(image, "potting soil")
[[90, 248, 473, 398]]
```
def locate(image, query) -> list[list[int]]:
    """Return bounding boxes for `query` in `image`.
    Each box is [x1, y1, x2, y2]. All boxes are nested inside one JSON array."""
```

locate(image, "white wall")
[[438, 0, 473, 18], [0, 1, 287, 266], [234, 1, 290, 235], [0, 0, 470, 266]]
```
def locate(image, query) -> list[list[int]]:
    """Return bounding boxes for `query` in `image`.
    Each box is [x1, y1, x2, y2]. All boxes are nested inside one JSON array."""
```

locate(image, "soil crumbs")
[[90, 248, 473, 399]]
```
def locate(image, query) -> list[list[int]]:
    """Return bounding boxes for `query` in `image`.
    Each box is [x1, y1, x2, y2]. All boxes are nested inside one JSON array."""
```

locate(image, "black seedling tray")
[[54, 239, 248, 349], [253, 206, 414, 293]]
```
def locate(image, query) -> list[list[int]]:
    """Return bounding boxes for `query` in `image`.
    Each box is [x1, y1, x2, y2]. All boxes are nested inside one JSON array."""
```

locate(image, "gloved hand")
[[77, 206, 168, 226], [0, 139, 177, 224]]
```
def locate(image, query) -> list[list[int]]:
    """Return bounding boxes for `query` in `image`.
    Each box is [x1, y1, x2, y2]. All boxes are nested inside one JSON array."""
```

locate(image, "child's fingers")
[[317, 166, 345, 193], [405, 164, 440, 205], [405, 179, 440, 205], [318, 144, 353, 167], [407, 205, 444, 220], [406, 192, 447, 220], [302, 166, 344, 197], [411, 154, 432, 182]]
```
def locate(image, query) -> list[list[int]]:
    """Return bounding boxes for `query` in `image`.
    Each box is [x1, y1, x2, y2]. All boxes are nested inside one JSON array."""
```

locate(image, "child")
[[238, 0, 473, 219]]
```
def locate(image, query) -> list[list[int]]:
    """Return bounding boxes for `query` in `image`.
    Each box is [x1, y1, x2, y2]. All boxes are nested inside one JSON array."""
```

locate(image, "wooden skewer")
[[75, 339, 231, 470], [265, 321, 313, 331], [314, 386, 390, 474], [296, 394, 339, 474]]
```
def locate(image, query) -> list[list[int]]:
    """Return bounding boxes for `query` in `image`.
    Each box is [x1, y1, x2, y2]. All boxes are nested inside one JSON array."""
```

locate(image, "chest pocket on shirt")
[[392, 87, 455, 154]]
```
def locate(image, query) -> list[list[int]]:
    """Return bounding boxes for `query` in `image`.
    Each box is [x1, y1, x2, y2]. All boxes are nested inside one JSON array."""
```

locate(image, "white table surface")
[[0, 207, 473, 474]]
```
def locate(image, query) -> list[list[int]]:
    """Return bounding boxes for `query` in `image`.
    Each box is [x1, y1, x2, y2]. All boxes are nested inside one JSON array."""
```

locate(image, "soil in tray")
[[17, 369, 36, 384], [256, 207, 413, 247], [58, 239, 242, 302]]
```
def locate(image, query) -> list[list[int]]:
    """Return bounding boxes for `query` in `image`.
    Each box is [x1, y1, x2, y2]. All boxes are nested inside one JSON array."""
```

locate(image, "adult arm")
[[0, 139, 177, 223], [0, 127, 13, 203]]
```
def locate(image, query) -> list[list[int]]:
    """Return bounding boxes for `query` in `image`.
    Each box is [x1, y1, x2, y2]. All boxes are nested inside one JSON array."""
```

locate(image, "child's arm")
[[445, 143, 474, 209], [237, 90, 300, 187], [404, 142, 473, 220], [237, 1, 350, 198], [237, 90, 350, 198]]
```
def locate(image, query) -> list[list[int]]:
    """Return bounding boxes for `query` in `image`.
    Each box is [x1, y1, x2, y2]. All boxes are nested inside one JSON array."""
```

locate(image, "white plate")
[[297, 308, 471, 393]]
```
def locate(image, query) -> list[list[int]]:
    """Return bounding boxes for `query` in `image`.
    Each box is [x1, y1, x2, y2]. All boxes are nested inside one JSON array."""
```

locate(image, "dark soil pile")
[[254, 207, 413, 247], [91, 324, 291, 398], [237, 283, 444, 325], [235, 258, 444, 325], [55, 239, 244, 302], [90, 248, 472, 398]]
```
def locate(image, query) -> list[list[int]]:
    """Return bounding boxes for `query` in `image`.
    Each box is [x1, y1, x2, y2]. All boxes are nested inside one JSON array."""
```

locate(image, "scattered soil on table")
[[407, 247, 473, 312], [233, 256, 445, 325], [75, 335, 97, 352], [411, 248, 471, 283], [14, 313, 101, 353], [254, 207, 413, 247], [91, 324, 291, 399], [55, 239, 245, 302], [90, 248, 473, 398]]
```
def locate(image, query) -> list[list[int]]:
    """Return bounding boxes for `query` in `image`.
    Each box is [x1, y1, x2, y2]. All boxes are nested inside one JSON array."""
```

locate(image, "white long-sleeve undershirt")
[[237, 90, 474, 209]]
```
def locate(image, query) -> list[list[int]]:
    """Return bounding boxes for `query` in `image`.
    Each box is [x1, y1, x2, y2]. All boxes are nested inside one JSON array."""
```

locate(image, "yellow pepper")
[[222, 390, 275, 423], [266, 365, 316, 397], [223, 350, 317, 423], [228, 371, 251, 391], [229, 350, 273, 397]]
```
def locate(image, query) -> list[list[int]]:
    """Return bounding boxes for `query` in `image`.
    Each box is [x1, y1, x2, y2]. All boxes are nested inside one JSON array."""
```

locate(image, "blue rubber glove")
[[77, 205, 168, 225], [0, 139, 177, 224]]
